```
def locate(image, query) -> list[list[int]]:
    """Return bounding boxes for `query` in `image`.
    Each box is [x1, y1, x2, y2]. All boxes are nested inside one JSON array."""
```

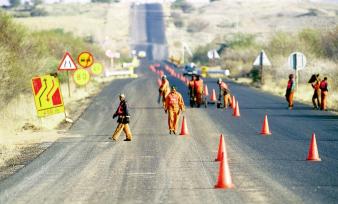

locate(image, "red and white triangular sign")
[[58, 52, 78, 71]]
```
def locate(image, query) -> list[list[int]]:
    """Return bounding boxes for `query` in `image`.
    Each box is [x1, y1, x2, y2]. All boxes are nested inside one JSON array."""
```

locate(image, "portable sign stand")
[[57, 52, 78, 97], [31, 74, 65, 118], [253, 50, 271, 85], [288, 52, 307, 91]]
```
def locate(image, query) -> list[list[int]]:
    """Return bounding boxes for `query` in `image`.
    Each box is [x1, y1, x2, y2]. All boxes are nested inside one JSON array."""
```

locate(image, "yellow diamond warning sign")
[[73, 68, 90, 86], [31, 74, 65, 117], [77, 51, 94, 68]]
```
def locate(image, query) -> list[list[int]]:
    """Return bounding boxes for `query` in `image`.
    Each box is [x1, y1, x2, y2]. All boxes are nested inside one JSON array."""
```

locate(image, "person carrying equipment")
[[309, 74, 321, 110], [112, 94, 132, 141], [285, 74, 295, 110], [159, 75, 170, 108], [320, 77, 329, 111], [188, 75, 196, 107], [165, 86, 185, 134], [194, 75, 204, 108], [217, 78, 232, 109]]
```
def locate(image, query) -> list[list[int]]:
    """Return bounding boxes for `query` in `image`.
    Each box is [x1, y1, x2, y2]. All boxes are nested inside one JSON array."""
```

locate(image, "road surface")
[[1, 3, 338, 204]]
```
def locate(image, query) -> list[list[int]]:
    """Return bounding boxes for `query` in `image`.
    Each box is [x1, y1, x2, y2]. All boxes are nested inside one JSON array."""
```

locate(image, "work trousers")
[[312, 90, 320, 108], [286, 90, 294, 108], [168, 109, 180, 131], [223, 94, 232, 108], [112, 123, 132, 140], [321, 91, 328, 110]]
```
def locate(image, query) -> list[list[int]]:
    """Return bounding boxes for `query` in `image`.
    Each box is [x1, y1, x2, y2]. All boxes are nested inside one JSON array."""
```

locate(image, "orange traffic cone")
[[214, 145, 234, 189], [260, 114, 271, 135], [204, 85, 209, 96], [233, 101, 240, 117], [180, 116, 189, 136], [210, 89, 217, 102], [307, 133, 321, 161], [231, 96, 236, 109], [215, 134, 225, 161], [157, 79, 162, 87]]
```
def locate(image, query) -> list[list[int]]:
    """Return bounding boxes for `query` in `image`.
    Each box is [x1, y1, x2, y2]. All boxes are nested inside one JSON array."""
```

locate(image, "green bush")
[[0, 11, 105, 109], [171, 0, 194, 13]]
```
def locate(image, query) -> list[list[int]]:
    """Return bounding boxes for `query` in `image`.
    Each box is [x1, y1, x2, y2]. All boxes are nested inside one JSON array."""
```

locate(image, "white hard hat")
[[119, 93, 125, 98], [162, 75, 167, 79], [217, 78, 222, 84]]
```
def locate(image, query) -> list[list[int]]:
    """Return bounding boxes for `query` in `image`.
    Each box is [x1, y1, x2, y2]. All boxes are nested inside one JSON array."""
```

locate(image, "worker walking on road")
[[309, 74, 321, 110], [194, 75, 204, 108], [159, 75, 170, 108], [320, 77, 329, 111], [217, 78, 232, 109], [165, 86, 185, 134], [112, 94, 132, 141], [285, 74, 295, 110]]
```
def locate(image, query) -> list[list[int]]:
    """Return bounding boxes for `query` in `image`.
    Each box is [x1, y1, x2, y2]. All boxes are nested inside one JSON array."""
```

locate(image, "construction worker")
[[194, 75, 204, 108], [165, 86, 185, 134], [188, 75, 196, 107], [285, 74, 295, 110], [310, 74, 321, 110], [112, 94, 132, 141], [159, 75, 170, 108], [217, 78, 232, 109], [320, 77, 329, 111]]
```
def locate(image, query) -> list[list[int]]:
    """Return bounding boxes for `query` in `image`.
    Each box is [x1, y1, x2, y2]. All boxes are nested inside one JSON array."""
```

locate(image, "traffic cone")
[[204, 85, 209, 96], [260, 114, 271, 135], [180, 116, 189, 136], [157, 79, 162, 87], [210, 89, 217, 102], [231, 96, 236, 109], [214, 146, 234, 189], [307, 133, 321, 161], [215, 134, 225, 161], [232, 101, 240, 117]]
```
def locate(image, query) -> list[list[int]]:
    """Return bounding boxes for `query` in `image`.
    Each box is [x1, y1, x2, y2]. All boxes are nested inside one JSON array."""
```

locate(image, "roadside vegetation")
[[191, 27, 338, 109], [0, 11, 105, 108]]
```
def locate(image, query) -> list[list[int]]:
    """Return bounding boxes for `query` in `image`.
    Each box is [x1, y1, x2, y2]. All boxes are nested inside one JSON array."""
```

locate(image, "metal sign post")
[[288, 52, 307, 91], [253, 50, 271, 85]]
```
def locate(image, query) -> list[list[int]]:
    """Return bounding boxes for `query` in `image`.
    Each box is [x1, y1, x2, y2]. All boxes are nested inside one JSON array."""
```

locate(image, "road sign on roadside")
[[288, 52, 306, 70], [31, 74, 65, 117], [58, 52, 77, 71], [91, 63, 103, 75], [78, 51, 94, 68], [207, 49, 220, 59], [253, 50, 271, 66], [73, 68, 90, 86]]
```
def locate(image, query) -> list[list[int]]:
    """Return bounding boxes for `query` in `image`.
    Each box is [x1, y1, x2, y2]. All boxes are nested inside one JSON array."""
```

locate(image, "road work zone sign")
[[58, 52, 77, 71], [31, 74, 65, 117]]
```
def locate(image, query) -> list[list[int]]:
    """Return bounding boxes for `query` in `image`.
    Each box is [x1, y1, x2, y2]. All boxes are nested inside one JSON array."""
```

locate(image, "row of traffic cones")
[[213, 131, 321, 190]]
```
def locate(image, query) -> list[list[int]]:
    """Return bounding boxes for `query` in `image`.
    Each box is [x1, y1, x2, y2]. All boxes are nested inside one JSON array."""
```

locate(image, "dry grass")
[[165, 0, 338, 60], [14, 2, 131, 51]]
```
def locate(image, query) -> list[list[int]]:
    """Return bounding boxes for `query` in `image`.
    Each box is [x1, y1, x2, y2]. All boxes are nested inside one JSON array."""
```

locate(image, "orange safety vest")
[[194, 79, 204, 93], [165, 92, 184, 110]]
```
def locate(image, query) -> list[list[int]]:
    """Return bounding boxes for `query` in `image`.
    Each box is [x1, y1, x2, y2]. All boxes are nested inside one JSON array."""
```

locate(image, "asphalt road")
[[1, 3, 338, 204]]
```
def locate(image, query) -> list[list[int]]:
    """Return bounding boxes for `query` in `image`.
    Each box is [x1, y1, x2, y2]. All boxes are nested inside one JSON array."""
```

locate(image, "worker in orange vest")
[[311, 74, 321, 110], [285, 74, 295, 110], [188, 75, 196, 107], [165, 86, 185, 134], [217, 78, 232, 109], [194, 75, 204, 108], [320, 77, 329, 111], [159, 75, 170, 108]]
